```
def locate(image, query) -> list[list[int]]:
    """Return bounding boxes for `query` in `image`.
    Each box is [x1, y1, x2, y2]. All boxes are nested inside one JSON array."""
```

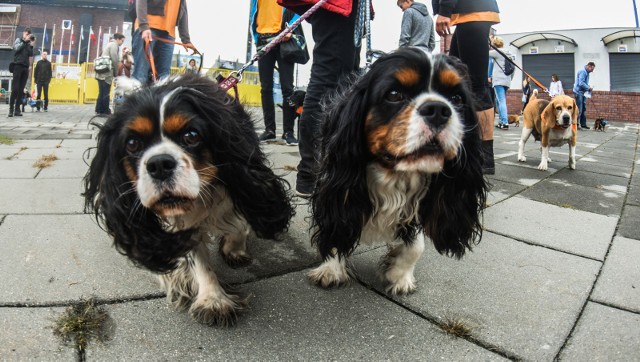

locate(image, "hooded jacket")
[[12, 37, 33, 67], [399, 2, 435, 53]]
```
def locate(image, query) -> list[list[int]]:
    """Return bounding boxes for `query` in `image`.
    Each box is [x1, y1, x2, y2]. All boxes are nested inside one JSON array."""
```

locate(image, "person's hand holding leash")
[[141, 29, 152, 42], [435, 15, 451, 36]]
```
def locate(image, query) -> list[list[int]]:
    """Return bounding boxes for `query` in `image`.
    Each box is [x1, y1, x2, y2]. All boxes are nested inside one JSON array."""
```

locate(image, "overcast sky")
[[186, 0, 638, 84]]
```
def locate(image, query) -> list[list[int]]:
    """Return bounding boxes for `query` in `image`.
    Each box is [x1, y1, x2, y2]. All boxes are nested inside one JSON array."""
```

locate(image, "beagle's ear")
[[572, 98, 579, 124], [541, 100, 556, 125]]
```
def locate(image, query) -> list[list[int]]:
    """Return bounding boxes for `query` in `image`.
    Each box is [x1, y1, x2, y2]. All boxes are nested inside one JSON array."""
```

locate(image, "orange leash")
[[144, 36, 201, 82]]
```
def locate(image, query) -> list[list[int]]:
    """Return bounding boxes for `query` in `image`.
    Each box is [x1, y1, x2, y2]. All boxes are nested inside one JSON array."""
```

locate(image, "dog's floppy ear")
[[541, 99, 556, 125], [571, 98, 579, 125], [188, 87, 294, 239], [83, 115, 196, 273], [311, 78, 373, 260], [419, 55, 487, 258]]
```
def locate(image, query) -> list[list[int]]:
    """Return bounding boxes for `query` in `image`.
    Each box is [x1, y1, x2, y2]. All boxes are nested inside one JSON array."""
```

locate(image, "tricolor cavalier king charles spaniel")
[[83, 75, 294, 326], [308, 48, 488, 295]]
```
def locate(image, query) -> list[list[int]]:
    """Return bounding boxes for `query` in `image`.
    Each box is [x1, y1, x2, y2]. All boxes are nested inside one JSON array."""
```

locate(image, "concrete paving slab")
[[628, 183, 640, 206], [591, 149, 637, 161], [486, 179, 528, 206], [617, 204, 640, 240], [0, 179, 85, 214], [0, 159, 39, 178], [559, 302, 640, 361], [88, 272, 505, 361], [483, 196, 616, 260], [351, 233, 600, 361], [12, 145, 88, 160], [35, 159, 90, 179], [59, 139, 98, 149], [592, 236, 640, 312], [0, 140, 64, 149], [550, 168, 629, 193], [519, 178, 625, 217], [0, 214, 160, 304], [487, 162, 548, 187], [0, 307, 76, 360]]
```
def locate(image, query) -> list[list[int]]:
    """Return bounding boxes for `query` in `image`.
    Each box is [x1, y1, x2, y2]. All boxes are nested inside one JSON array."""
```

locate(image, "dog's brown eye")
[[183, 130, 201, 147], [450, 94, 463, 106], [556, 106, 562, 111], [125, 138, 143, 154], [385, 90, 404, 102]]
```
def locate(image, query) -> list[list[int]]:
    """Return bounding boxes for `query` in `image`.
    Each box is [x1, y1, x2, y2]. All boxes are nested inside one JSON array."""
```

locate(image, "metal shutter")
[[522, 54, 575, 91], [610, 53, 640, 92]]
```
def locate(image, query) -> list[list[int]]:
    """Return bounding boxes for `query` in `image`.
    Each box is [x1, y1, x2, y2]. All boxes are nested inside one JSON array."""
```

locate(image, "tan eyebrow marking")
[[394, 67, 420, 87], [439, 69, 462, 88], [163, 114, 190, 134], [128, 116, 154, 135]]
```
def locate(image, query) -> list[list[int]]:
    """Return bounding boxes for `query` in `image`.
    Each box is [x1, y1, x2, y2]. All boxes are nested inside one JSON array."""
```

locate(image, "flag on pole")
[[59, 26, 65, 62], [96, 26, 102, 58], [41, 23, 47, 52], [87, 26, 93, 62], [51, 24, 56, 53], [77, 25, 83, 63], [68, 24, 73, 65]]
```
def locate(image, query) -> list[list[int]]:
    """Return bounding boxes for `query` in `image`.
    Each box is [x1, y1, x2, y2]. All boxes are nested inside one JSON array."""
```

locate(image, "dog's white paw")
[[518, 155, 526, 162], [538, 161, 548, 171], [384, 271, 417, 295], [189, 291, 247, 327], [219, 237, 252, 268], [569, 159, 576, 170], [547, 157, 552, 162], [307, 259, 353, 288]]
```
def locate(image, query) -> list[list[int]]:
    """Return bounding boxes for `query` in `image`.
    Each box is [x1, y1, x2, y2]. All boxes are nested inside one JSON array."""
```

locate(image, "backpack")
[[503, 57, 515, 76], [94, 56, 113, 74]]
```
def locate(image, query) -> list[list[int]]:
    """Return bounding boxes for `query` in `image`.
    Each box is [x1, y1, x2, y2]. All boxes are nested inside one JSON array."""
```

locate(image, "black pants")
[[9, 65, 29, 112], [257, 42, 295, 135], [296, 2, 359, 191], [95, 79, 111, 114], [449, 21, 494, 111], [36, 82, 49, 110]]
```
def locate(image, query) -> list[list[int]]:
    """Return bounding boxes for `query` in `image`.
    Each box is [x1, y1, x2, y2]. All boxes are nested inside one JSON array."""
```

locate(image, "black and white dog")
[[83, 75, 294, 326], [308, 48, 488, 295]]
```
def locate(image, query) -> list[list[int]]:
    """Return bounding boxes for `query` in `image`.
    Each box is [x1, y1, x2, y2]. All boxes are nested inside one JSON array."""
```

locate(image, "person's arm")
[[136, 0, 150, 33], [110, 44, 119, 77], [559, 80, 564, 94], [34, 62, 41, 83], [398, 10, 412, 48], [177, 0, 194, 50], [577, 70, 590, 92]]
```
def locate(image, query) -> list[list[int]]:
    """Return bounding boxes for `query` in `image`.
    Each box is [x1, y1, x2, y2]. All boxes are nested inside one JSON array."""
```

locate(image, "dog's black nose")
[[562, 114, 571, 125], [146, 154, 177, 181], [418, 101, 452, 128]]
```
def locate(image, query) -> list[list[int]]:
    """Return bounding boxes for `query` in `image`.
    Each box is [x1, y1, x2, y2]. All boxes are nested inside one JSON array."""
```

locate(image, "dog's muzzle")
[[418, 101, 452, 130], [562, 114, 571, 128]]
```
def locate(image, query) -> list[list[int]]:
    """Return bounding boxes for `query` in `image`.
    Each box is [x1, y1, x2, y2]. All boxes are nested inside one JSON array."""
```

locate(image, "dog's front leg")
[[188, 239, 247, 326], [538, 144, 550, 170], [569, 141, 577, 170], [307, 254, 354, 288], [381, 233, 425, 295], [518, 127, 533, 162]]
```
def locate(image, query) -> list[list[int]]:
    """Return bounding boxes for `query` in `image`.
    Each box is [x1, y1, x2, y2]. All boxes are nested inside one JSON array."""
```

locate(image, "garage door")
[[609, 53, 640, 91], [522, 54, 575, 92]]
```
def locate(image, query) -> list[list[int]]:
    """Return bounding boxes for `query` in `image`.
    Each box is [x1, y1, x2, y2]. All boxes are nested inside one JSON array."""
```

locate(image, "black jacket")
[[34, 59, 52, 84], [432, 0, 499, 18], [12, 38, 33, 67]]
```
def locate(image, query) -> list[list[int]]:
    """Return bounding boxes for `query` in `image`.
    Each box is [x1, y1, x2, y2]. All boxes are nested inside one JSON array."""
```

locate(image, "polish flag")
[[89, 28, 96, 43]]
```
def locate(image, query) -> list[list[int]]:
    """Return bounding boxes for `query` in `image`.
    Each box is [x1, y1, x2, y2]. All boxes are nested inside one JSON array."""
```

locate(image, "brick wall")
[[18, 4, 125, 62], [506, 89, 640, 123]]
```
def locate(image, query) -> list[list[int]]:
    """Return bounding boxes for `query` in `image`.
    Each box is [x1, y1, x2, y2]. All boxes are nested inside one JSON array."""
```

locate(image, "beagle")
[[517, 95, 578, 171]]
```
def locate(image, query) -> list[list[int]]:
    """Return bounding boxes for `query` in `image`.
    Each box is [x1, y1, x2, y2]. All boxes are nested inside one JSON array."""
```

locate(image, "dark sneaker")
[[259, 130, 276, 143], [8, 112, 13, 117], [582, 126, 590, 130], [295, 179, 313, 198], [13, 111, 23, 117], [498, 123, 509, 130], [282, 132, 298, 146]]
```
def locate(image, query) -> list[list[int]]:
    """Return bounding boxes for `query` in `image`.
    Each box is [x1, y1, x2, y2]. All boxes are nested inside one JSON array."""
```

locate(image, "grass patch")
[[52, 298, 113, 360], [33, 153, 58, 168], [0, 134, 14, 145], [440, 318, 472, 338], [559, 203, 576, 209]]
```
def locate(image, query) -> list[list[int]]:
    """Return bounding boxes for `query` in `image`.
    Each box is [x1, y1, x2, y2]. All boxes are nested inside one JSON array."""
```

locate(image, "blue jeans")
[[95, 79, 112, 114], [132, 28, 175, 84], [494, 85, 508, 125], [575, 92, 587, 127]]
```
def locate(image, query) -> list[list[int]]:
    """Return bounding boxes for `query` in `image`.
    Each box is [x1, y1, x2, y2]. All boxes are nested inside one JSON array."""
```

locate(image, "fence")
[[29, 62, 262, 106]]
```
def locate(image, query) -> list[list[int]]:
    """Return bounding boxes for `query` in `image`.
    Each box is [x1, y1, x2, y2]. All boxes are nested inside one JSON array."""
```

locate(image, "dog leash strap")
[[144, 36, 202, 82], [490, 44, 548, 92]]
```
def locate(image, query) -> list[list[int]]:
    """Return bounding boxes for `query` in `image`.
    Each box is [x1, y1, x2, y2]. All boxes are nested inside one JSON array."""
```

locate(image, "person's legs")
[[10, 67, 28, 116], [96, 80, 111, 114], [132, 28, 150, 84], [577, 93, 588, 128], [43, 83, 49, 110], [152, 29, 175, 80], [296, 3, 358, 195], [276, 55, 296, 136], [258, 49, 277, 136], [449, 21, 495, 174], [495, 85, 508, 126]]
